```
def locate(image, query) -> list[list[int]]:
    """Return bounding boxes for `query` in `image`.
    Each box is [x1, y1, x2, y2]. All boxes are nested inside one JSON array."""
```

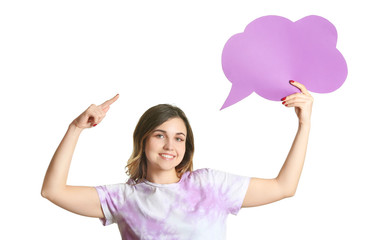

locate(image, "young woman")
[[41, 80, 313, 239]]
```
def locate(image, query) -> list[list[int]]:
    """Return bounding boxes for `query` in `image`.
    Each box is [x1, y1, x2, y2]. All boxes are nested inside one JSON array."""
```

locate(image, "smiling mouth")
[[159, 153, 175, 160]]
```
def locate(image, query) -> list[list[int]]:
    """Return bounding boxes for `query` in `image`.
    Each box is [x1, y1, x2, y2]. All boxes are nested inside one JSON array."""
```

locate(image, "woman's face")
[[144, 117, 187, 173]]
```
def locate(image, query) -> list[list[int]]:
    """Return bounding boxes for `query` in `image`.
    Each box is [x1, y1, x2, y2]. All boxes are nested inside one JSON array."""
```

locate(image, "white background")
[[1, 0, 368, 239]]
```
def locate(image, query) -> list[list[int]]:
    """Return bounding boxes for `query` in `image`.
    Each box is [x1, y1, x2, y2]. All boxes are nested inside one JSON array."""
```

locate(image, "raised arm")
[[242, 81, 313, 207], [41, 94, 119, 217]]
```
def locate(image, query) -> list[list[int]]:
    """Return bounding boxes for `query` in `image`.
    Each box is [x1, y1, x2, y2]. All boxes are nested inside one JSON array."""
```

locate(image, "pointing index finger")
[[290, 80, 309, 95], [100, 94, 119, 109]]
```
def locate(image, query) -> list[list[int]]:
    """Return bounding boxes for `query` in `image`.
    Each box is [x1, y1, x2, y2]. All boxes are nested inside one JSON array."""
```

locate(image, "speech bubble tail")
[[220, 83, 253, 110]]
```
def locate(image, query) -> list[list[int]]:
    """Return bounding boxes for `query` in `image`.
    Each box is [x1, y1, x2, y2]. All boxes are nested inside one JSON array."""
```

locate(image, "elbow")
[[286, 193, 295, 198], [41, 189, 58, 202], [41, 188, 49, 199], [41, 186, 66, 201], [41, 181, 49, 198], [284, 189, 296, 198], [41, 183, 50, 198], [41, 187, 55, 200], [276, 179, 296, 198]]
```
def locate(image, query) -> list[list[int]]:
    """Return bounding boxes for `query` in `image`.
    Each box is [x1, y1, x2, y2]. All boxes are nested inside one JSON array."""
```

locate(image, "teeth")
[[160, 154, 174, 158]]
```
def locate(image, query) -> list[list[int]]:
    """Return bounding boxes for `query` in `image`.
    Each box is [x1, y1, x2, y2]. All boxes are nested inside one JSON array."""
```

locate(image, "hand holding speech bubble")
[[221, 15, 348, 110]]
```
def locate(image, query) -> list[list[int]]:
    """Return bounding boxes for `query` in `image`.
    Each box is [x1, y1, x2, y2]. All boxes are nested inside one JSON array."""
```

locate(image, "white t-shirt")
[[95, 168, 250, 240]]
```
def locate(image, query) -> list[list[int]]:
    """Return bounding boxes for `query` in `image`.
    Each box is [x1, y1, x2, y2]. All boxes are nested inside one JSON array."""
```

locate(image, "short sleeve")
[[207, 168, 251, 215], [95, 184, 124, 226]]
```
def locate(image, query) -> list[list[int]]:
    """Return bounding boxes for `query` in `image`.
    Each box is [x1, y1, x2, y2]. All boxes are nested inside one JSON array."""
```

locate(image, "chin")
[[155, 161, 181, 171], [159, 163, 179, 171]]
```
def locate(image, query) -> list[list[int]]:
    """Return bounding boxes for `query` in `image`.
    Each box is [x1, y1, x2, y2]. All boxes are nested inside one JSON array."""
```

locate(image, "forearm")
[[276, 122, 311, 197], [41, 123, 83, 197]]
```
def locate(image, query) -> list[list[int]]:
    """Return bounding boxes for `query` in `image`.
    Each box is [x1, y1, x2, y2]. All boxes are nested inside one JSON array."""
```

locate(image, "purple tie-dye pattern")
[[95, 168, 250, 240], [178, 174, 227, 219], [118, 199, 178, 239]]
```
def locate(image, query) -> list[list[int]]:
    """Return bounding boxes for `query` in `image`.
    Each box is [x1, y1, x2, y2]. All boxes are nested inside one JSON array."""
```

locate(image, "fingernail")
[[289, 80, 295, 84], [282, 101, 286, 105], [93, 124, 97, 127], [281, 97, 286, 101]]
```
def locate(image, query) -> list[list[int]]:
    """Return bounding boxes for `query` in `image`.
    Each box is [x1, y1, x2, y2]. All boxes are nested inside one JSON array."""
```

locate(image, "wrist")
[[69, 122, 84, 134], [298, 121, 311, 130]]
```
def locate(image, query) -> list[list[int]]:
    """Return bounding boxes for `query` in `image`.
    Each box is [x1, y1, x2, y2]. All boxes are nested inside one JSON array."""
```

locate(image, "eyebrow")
[[153, 129, 186, 137]]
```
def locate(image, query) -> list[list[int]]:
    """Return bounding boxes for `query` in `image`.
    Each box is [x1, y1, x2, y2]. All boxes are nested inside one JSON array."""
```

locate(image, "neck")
[[146, 169, 180, 184]]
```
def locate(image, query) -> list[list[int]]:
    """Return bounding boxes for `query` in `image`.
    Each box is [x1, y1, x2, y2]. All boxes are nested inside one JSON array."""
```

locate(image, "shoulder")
[[190, 168, 226, 177], [188, 168, 250, 186], [188, 168, 212, 178], [95, 182, 125, 190], [186, 168, 223, 183], [95, 182, 131, 197]]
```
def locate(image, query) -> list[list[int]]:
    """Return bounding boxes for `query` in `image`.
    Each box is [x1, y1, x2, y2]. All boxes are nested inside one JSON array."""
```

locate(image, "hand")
[[281, 81, 313, 125], [71, 94, 120, 129]]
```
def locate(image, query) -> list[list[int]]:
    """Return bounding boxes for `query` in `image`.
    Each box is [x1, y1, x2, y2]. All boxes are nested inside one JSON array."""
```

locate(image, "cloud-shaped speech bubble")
[[221, 15, 348, 109]]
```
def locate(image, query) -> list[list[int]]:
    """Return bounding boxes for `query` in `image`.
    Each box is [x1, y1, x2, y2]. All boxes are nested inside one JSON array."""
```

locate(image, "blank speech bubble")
[[221, 15, 348, 110]]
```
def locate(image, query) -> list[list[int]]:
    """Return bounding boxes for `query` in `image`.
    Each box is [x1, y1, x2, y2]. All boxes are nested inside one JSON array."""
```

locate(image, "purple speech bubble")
[[221, 15, 348, 109]]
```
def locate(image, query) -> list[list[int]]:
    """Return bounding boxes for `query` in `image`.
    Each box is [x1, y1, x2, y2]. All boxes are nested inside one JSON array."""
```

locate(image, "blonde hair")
[[125, 104, 194, 183]]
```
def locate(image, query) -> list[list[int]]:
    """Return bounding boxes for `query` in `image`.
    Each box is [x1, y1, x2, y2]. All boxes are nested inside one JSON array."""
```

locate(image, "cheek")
[[144, 140, 155, 160], [178, 144, 186, 156], [145, 138, 157, 151], [144, 141, 150, 153]]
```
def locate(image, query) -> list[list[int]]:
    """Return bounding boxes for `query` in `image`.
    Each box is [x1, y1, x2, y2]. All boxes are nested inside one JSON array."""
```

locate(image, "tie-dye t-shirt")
[[95, 168, 250, 240]]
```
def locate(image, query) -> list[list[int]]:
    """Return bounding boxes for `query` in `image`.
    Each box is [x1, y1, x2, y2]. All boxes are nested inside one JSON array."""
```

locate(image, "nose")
[[163, 138, 174, 150]]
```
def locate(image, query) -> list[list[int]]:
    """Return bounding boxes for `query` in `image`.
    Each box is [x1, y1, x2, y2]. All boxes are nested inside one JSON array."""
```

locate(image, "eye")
[[156, 134, 164, 139], [176, 137, 185, 142]]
